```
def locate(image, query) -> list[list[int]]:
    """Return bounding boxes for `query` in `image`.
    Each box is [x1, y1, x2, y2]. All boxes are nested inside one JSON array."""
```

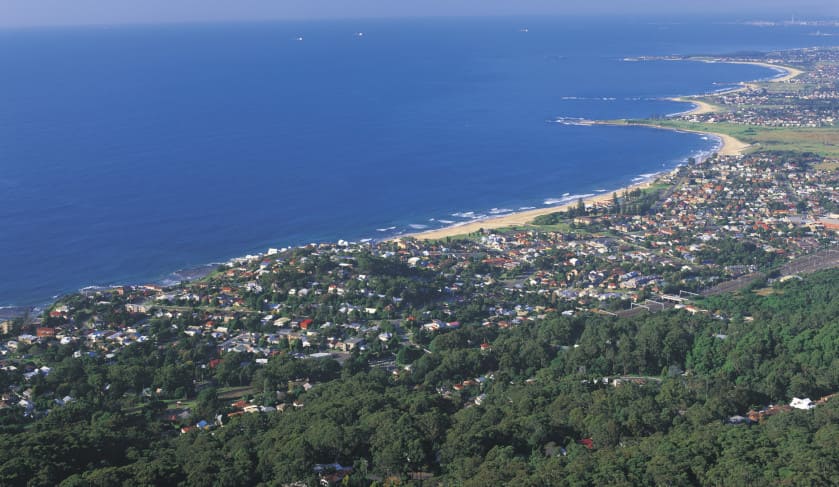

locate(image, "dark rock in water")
[[161, 264, 218, 286]]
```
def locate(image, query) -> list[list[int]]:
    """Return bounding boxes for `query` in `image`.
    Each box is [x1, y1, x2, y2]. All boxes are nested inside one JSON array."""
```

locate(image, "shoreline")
[[594, 122, 750, 157], [666, 97, 720, 116], [405, 59, 802, 241], [2, 58, 804, 310], [0, 263, 223, 319], [402, 177, 659, 241], [405, 133, 724, 241], [720, 60, 803, 84], [667, 60, 802, 117]]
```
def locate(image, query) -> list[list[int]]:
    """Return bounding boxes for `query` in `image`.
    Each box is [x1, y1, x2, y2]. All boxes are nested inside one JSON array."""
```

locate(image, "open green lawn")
[[648, 182, 671, 192], [509, 222, 572, 233], [633, 120, 839, 158], [758, 81, 814, 94], [217, 385, 256, 400]]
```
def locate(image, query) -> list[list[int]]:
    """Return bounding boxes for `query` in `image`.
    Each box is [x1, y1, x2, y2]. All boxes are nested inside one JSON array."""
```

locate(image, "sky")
[[0, 0, 837, 28]]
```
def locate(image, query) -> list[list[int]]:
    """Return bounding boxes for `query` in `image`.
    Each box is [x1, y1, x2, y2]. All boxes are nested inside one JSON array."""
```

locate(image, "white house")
[[790, 397, 815, 410]]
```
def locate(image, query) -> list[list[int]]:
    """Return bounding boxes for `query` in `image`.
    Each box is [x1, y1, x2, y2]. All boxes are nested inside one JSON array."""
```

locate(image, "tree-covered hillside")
[[1, 270, 837, 486]]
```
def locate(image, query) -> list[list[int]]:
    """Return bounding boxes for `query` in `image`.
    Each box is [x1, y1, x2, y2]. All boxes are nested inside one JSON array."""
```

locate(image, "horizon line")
[[1, 12, 831, 32]]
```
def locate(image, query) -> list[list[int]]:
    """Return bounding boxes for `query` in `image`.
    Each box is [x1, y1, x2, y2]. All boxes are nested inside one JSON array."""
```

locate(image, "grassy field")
[[218, 385, 256, 400], [631, 120, 839, 158], [510, 222, 572, 233]]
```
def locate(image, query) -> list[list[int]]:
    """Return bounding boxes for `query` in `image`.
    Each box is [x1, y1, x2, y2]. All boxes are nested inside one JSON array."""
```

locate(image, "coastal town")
[[672, 48, 839, 129], [4, 147, 836, 405], [1, 45, 838, 485]]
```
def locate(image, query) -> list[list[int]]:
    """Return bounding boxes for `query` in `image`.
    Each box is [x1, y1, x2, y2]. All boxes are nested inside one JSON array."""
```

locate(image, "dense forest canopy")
[[0, 269, 837, 486]]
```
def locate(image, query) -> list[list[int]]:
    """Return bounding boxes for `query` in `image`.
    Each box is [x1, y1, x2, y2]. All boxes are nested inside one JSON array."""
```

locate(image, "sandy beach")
[[726, 60, 803, 83], [685, 59, 803, 85], [670, 61, 802, 116], [405, 60, 801, 241], [702, 131, 749, 156], [667, 97, 720, 116], [406, 128, 731, 241], [597, 122, 750, 157], [654, 60, 804, 154], [406, 182, 651, 241], [406, 128, 735, 241]]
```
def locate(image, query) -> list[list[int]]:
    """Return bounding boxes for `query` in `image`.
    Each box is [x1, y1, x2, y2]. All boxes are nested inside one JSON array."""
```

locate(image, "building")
[[36, 327, 56, 338], [790, 397, 815, 410]]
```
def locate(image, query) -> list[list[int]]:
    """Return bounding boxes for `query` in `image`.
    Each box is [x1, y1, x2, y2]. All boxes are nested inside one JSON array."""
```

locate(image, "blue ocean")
[[2, 17, 838, 306]]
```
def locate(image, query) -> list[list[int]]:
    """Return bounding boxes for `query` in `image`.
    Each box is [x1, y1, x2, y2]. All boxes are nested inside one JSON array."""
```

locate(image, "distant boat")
[[520, 28, 529, 33], [296, 36, 304, 42], [355, 32, 365, 38]]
